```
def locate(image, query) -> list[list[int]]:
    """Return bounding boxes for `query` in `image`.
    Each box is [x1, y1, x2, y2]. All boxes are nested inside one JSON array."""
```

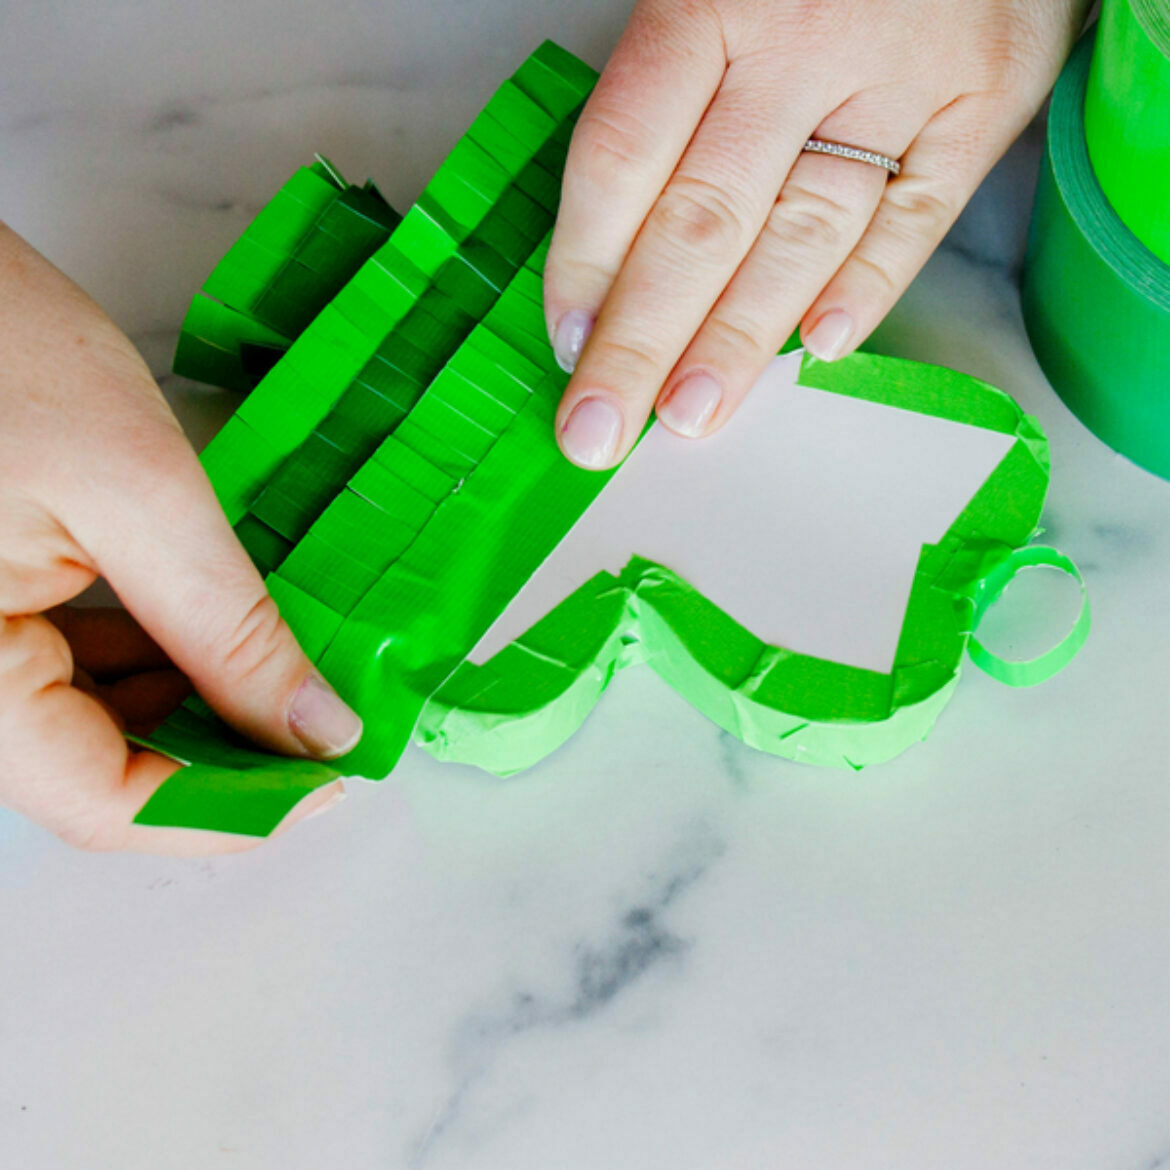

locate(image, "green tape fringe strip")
[[205, 61, 588, 579], [134, 42, 601, 834], [1022, 30, 1170, 481], [176, 158, 403, 393], [134, 41, 1087, 837], [1084, 0, 1170, 263]]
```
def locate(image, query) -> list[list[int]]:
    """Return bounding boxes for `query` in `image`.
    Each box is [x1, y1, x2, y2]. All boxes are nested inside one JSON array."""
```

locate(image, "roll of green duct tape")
[[1021, 30, 1170, 481], [1084, 0, 1170, 262]]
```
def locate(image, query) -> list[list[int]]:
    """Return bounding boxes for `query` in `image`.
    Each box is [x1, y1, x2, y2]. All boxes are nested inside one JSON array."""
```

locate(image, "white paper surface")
[[471, 353, 1015, 674]]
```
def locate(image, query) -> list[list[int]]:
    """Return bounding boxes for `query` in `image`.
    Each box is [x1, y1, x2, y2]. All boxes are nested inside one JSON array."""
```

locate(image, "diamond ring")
[[802, 138, 901, 176]]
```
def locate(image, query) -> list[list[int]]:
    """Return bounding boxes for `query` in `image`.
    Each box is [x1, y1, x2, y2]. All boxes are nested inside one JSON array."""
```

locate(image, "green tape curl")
[[967, 546, 1091, 688], [1084, 0, 1170, 262]]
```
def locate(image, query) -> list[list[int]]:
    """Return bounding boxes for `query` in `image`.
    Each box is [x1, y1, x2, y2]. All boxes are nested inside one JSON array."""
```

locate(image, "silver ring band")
[[802, 138, 901, 176]]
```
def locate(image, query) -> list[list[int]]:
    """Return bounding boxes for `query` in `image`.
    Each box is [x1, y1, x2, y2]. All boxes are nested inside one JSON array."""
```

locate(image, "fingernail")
[[288, 674, 363, 759], [552, 310, 594, 373], [560, 397, 622, 469], [803, 309, 854, 361], [657, 371, 722, 437]]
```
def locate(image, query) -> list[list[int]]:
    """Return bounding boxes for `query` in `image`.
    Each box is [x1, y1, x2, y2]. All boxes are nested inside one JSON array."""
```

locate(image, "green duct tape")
[[133, 44, 599, 835], [416, 352, 1059, 775], [1022, 30, 1170, 481], [202, 52, 588, 543], [1084, 0, 1170, 261], [176, 159, 402, 393], [967, 546, 1090, 688], [132, 41, 1088, 837], [131, 699, 339, 836]]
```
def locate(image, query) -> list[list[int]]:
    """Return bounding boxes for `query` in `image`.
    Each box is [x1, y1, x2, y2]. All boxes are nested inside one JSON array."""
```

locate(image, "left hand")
[[0, 224, 355, 854], [544, 0, 1087, 469]]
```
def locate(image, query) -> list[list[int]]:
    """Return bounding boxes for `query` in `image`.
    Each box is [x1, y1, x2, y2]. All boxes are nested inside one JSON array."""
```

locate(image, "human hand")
[[0, 224, 361, 854], [546, 0, 1087, 468]]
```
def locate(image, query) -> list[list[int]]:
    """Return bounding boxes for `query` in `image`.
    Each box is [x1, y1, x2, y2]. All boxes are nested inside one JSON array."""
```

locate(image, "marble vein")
[[409, 825, 726, 1167]]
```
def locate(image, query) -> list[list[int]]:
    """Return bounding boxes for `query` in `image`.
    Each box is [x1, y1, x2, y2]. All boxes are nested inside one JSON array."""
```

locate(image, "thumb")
[[62, 412, 362, 762]]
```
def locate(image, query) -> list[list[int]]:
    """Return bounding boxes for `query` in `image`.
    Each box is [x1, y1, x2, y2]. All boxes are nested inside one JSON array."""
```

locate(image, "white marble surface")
[[3, 4, 1170, 1168]]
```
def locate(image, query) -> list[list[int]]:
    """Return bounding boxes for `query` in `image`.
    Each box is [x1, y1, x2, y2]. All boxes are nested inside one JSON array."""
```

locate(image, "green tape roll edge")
[[1022, 29, 1170, 481], [1084, 0, 1170, 262]]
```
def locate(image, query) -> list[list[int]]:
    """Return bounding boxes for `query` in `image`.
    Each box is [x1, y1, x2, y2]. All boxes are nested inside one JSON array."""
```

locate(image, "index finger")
[[554, 59, 824, 468], [543, 0, 725, 370]]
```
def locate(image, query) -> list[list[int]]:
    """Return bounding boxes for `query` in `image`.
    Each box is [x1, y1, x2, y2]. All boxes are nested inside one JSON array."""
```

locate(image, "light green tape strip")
[[416, 351, 1055, 775], [1084, 0, 1170, 262], [1022, 29, 1170, 482], [967, 546, 1091, 687]]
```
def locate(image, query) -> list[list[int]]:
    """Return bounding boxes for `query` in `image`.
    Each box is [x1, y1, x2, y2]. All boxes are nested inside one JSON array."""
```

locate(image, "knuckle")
[[971, 10, 1060, 91], [96, 402, 192, 500], [589, 336, 664, 391], [550, 251, 617, 296], [771, 182, 854, 255], [218, 592, 291, 686], [848, 250, 901, 301], [886, 180, 959, 236], [570, 104, 658, 186], [651, 177, 751, 263], [125, 417, 191, 491], [703, 311, 768, 361], [0, 615, 69, 708], [618, 0, 717, 64], [931, 102, 996, 168]]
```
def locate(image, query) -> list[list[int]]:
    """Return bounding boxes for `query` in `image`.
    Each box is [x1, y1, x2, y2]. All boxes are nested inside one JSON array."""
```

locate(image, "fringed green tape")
[[201, 58, 588, 582], [175, 158, 402, 393], [1084, 0, 1170, 262], [133, 41, 1087, 837], [1022, 30, 1170, 481], [134, 42, 600, 835]]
